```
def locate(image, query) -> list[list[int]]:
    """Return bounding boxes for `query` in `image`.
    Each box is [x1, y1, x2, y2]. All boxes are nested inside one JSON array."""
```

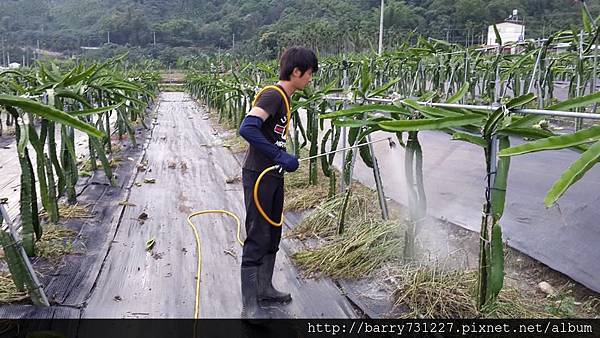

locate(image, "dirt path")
[[82, 92, 356, 318]]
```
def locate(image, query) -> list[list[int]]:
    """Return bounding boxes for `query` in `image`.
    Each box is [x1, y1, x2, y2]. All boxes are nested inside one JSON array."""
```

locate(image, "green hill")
[[0, 0, 596, 61]]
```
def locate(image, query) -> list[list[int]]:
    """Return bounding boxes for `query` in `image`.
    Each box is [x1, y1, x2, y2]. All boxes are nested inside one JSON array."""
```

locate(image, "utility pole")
[[378, 0, 385, 55], [153, 31, 156, 45], [107, 31, 111, 44], [232, 33, 235, 50]]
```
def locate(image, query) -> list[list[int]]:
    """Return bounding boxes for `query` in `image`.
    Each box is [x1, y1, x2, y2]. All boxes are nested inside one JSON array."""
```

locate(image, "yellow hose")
[[185, 165, 282, 319], [186, 209, 243, 319], [253, 165, 284, 227]]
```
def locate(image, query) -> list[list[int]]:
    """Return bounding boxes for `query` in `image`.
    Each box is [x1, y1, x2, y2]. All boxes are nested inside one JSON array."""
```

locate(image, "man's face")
[[293, 68, 313, 90]]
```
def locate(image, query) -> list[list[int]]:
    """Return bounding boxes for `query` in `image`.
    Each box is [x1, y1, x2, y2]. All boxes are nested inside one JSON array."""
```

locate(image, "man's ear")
[[292, 67, 302, 78]]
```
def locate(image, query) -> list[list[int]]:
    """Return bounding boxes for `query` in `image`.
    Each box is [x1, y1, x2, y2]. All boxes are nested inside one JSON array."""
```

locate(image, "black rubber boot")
[[241, 266, 270, 319], [258, 253, 292, 304]]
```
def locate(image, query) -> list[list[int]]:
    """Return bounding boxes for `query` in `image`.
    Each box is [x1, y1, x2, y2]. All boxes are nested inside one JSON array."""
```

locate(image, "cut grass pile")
[[0, 273, 27, 304], [35, 224, 77, 260], [388, 263, 600, 319], [283, 156, 331, 211], [289, 189, 379, 239], [287, 165, 406, 279], [40, 203, 92, 221], [293, 219, 404, 279]]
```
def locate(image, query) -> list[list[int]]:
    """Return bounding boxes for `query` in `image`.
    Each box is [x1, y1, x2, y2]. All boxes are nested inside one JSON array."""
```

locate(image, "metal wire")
[[324, 95, 600, 120], [298, 137, 392, 163]]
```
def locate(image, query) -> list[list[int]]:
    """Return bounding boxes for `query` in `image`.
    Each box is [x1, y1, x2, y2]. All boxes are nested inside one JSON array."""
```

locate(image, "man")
[[238, 46, 318, 318]]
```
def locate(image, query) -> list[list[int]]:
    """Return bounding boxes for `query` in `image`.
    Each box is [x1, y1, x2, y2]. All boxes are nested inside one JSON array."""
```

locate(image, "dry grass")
[[110, 143, 123, 154], [35, 224, 77, 260], [40, 203, 92, 221], [388, 263, 598, 319], [582, 297, 600, 317], [283, 156, 332, 211], [0, 273, 27, 304], [289, 169, 406, 279], [292, 219, 405, 279], [109, 156, 123, 168], [57, 203, 92, 220], [82, 156, 121, 171], [289, 195, 345, 239], [390, 264, 479, 318], [289, 182, 383, 239], [81, 160, 95, 172]]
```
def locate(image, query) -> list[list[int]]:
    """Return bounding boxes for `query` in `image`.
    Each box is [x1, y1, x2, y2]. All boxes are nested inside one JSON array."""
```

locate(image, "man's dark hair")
[[279, 47, 318, 81]]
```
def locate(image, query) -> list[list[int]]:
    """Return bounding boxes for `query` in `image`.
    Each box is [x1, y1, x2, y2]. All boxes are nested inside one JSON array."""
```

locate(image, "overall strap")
[[252, 85, 291, 138]]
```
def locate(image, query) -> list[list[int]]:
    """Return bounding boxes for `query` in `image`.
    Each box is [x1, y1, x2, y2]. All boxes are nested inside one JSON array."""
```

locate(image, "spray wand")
[[297, 137, 396, 163]]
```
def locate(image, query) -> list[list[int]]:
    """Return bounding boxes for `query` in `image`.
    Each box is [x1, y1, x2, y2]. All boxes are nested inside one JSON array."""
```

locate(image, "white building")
[[487, 22, 525, 46], [8, 62, 20, 69]]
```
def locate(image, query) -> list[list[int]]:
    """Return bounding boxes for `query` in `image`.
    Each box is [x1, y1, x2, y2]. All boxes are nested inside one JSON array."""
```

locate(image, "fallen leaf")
[[144, 178, 156, 184], [225, 176, 241, 184], [146, 238, 156, 251], [223, 249, 236, 258]]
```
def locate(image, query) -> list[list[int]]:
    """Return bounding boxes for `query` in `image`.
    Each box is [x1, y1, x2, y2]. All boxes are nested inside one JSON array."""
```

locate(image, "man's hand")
[[275, 151, 299, 172]]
